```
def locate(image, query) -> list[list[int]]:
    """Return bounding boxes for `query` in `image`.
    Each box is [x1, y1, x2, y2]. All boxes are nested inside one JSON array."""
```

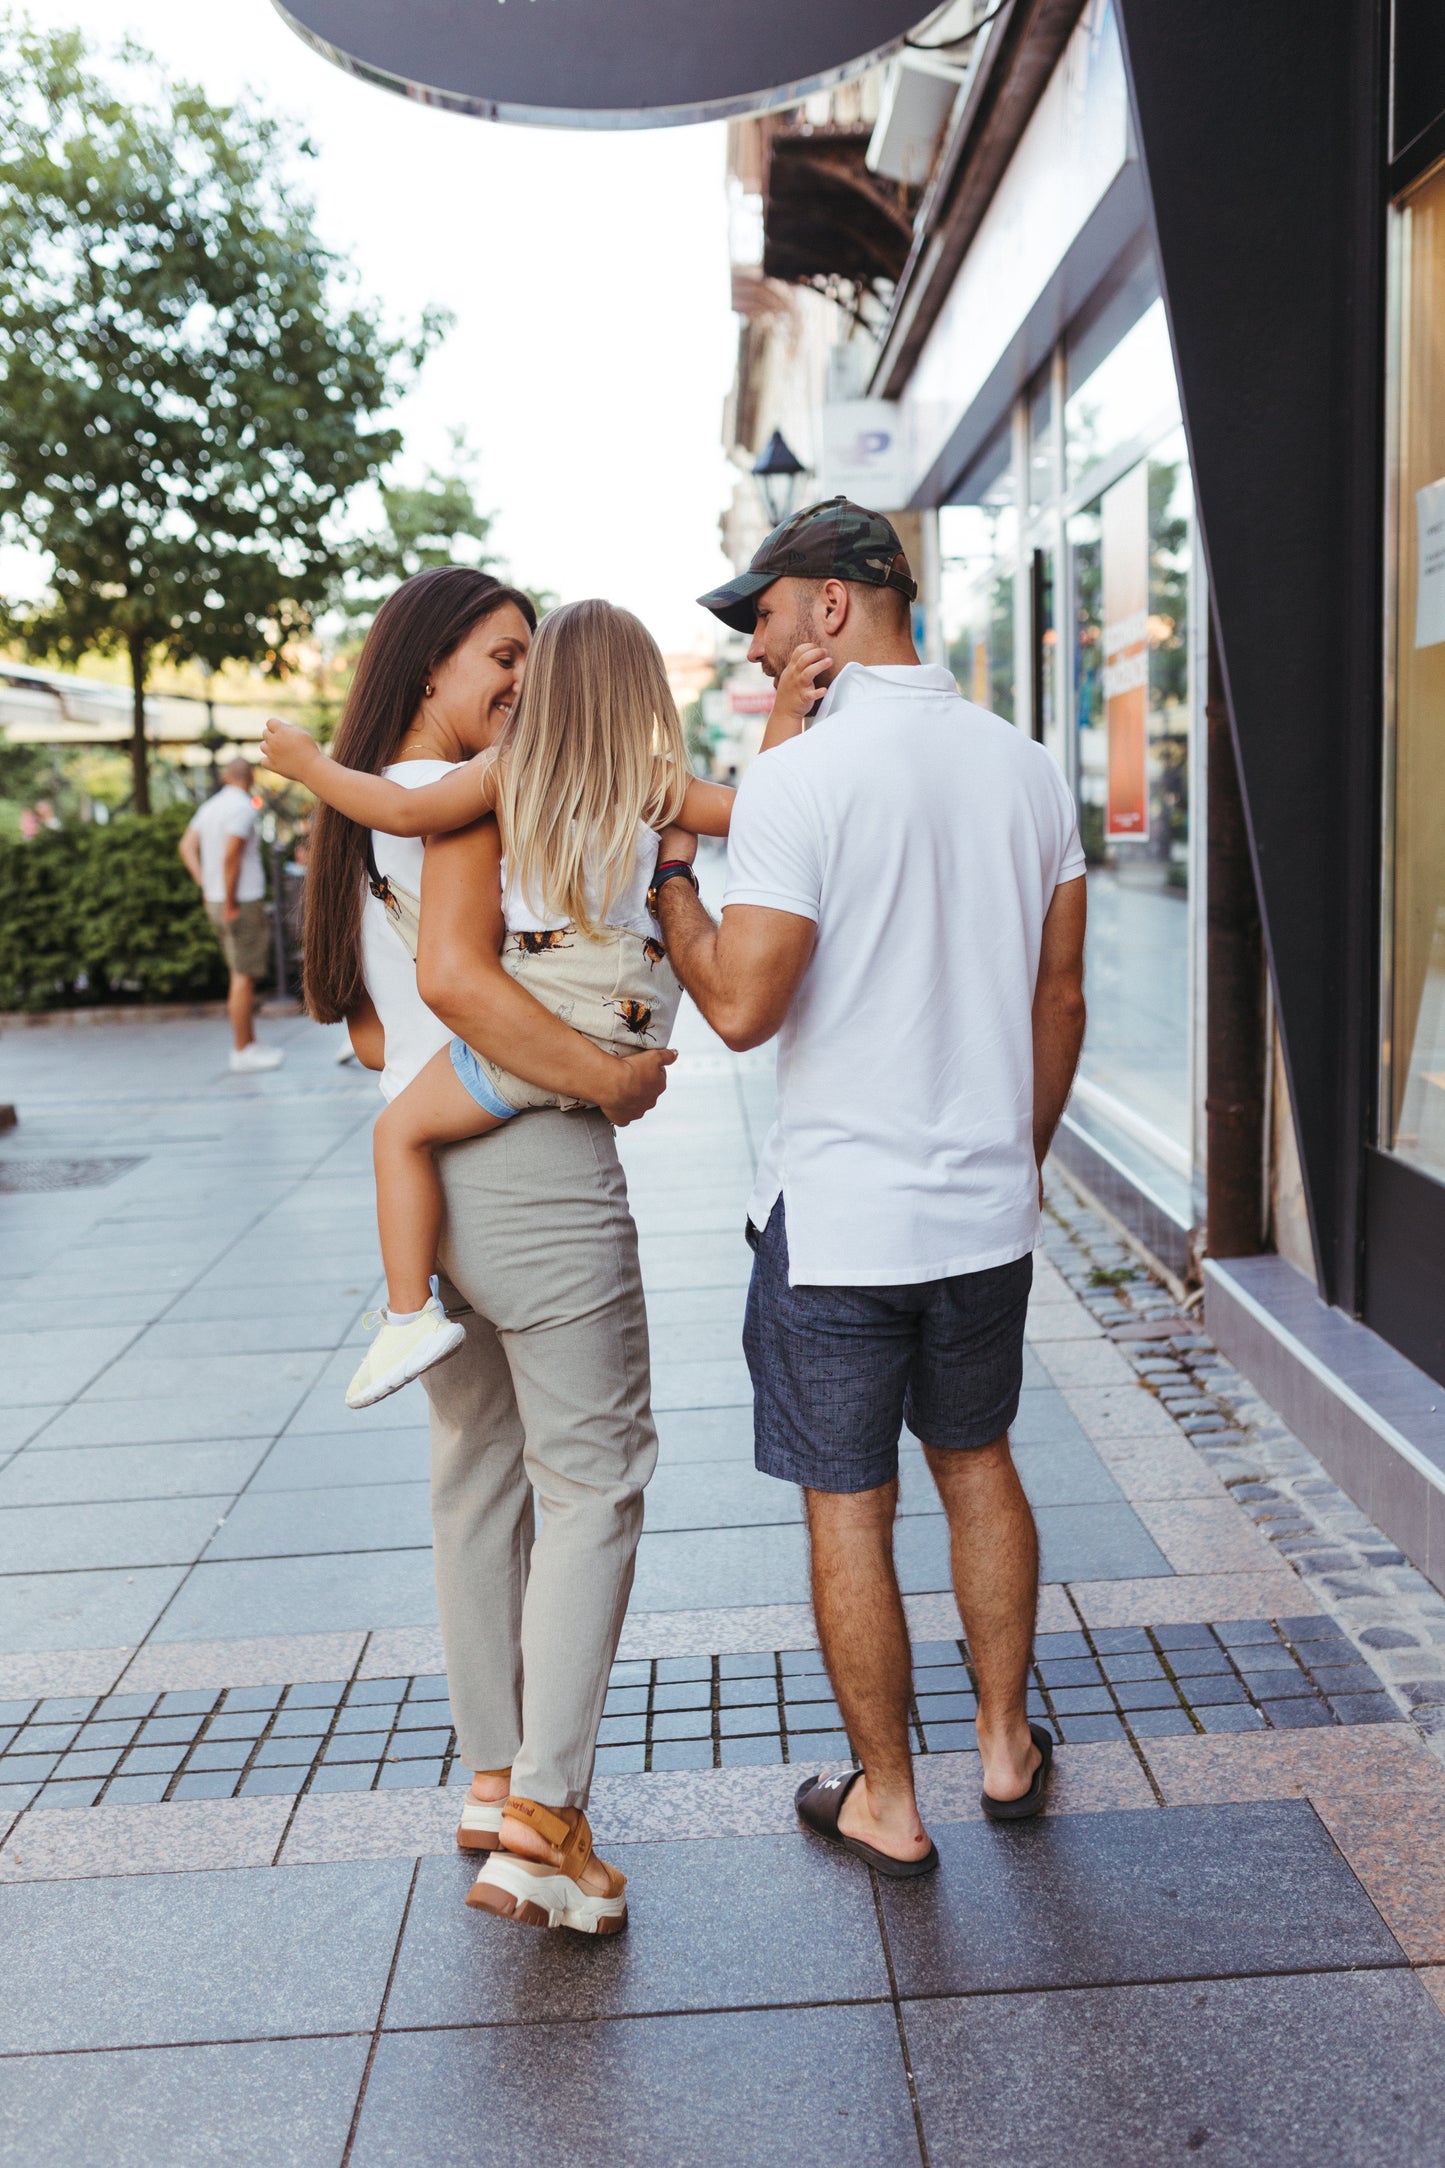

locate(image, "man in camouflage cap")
[[698, 495, 918, 637], [652, 494, 1088, 1875]]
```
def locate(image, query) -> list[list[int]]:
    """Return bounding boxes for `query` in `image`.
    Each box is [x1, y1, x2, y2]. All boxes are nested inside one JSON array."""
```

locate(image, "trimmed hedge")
[[0, 808, 245, 1011]]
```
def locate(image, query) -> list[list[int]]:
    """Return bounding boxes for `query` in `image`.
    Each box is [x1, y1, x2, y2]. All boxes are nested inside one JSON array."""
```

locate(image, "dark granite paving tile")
[[1125, 1708, 1196, 1739], [1197, 1705, 1267, 1733], [1261, 1698, 1334, 1730], [0, 1859, 412, 2051], [354, 2006, 919, 2168], [388, 1839, 887, 2029], [1153, 1624, 1217, 1652], [1329, 1693, 1400, 1724], [649, 1740, 714, 1772], [880, 1801, 1404, 1997], [0, 2034, 370, 2167], [1183, 1675, 1249, 1706], [903, 1972, 1445, 2168], [378, 1758, 442, 1789]]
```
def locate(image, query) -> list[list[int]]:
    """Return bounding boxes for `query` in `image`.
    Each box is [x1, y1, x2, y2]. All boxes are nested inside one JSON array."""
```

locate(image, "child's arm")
[[759, 642, 828, 751], [259, 718, 499, 839], [667, 643, 831, 840]]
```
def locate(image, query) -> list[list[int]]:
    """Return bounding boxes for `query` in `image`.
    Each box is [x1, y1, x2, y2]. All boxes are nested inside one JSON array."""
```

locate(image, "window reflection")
[[1385, 156, 1445, 1181], [1069, 436, 1194, 1155], [1065, 297, 1180, 494], [940, 431, 1017, 723]]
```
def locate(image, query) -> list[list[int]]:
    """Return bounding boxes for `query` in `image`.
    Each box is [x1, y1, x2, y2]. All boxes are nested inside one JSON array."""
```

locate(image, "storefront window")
[[940, 430, 1017, 722], [1065, 296, 1179, 494], [1384, 156, 1445, 1181], [1069, 432, 1194, 1155]]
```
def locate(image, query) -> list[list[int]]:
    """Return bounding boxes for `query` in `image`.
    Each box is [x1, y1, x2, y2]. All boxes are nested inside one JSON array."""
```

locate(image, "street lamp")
[[752, 430, 806, 527]]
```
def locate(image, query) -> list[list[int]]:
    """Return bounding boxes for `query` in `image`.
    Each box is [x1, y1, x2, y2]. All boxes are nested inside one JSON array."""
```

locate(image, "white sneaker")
[[345, 1296, 466, 1409], [334, 1039, 357, 1065], [230, 1043, 284, 1073]]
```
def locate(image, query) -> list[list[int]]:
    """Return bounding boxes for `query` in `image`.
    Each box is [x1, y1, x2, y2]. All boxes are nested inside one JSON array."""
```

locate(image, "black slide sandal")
[[794, 1771, 940, 1878], [980, 1722, 1054, 1822]]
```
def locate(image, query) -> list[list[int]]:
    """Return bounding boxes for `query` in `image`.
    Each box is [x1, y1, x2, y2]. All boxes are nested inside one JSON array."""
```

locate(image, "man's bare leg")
[[228, 970, 255, 1052], [923, 1434, 1040, 1802], [803, 1480, 932, 1864]]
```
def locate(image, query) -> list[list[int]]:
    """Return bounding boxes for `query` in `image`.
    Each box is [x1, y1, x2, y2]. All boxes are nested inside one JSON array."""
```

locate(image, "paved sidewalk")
[[1, 991, 1443, 2164]]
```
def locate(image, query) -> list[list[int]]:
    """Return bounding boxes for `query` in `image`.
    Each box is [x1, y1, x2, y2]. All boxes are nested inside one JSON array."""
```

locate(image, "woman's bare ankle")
[[470, 1769, 511, 1803], [499, 1805, 612, 1896]]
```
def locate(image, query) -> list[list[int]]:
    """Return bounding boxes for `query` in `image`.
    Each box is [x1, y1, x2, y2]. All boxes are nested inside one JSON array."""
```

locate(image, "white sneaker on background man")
[[229, 1043, 284, 1074]]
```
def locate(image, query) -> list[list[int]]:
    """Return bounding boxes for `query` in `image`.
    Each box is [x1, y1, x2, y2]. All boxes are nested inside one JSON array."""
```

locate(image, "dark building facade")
[[810, 0, 1445, 1591]]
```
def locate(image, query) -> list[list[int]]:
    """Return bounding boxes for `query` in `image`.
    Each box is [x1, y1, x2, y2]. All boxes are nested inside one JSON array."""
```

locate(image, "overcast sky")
[[14, 0, 741, 651]]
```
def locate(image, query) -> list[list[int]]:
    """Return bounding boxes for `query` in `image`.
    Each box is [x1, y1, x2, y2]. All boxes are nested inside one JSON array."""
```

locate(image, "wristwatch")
[[647, 859, 700, 918]]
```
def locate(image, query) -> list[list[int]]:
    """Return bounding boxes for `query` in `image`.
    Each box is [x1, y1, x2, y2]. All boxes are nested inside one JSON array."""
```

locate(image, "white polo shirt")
[[723, 661, 1085, 1286], [187, 784, 265, 904]]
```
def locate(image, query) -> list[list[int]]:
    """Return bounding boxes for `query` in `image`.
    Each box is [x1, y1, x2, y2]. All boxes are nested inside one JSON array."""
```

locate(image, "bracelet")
[[646, 860, 699, 917]]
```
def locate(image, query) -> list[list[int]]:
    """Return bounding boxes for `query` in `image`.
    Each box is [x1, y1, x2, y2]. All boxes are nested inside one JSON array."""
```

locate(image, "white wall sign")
[[1415, 477, 1445, 650], [819, 399, 912, 511]]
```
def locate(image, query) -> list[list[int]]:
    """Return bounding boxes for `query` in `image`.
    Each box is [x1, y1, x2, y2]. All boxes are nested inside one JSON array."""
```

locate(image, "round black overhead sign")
[[272, 0, 934, 128]]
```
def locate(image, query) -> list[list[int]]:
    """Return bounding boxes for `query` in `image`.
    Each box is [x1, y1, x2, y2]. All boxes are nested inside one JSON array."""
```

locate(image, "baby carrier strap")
[[364, 835, 422, 963]]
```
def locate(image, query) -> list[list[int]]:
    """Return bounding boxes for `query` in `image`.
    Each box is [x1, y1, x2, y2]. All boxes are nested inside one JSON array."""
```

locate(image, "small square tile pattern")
[[0, 1613, 1397, 1816]]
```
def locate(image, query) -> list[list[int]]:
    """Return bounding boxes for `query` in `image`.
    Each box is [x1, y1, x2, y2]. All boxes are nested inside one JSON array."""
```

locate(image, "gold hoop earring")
[[423, 680, 435, 699]]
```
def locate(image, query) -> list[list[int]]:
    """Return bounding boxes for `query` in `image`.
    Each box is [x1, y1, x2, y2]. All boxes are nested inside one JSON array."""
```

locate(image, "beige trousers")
[[422, 1106, 657, 1808]]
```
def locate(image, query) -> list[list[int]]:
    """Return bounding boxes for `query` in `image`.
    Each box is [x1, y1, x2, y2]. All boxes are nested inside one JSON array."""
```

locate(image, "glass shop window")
[[940, 427, 1017, 723], [1068, 434, 1194, 1154], [1065, 296, 1180, 496], [1384, 154, 1445, 1182]]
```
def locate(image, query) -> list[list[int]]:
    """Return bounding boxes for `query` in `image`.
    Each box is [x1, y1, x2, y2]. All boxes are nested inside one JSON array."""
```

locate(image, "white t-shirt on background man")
[[187, 784, 265, 904], [723, 661, 1086, 1288]]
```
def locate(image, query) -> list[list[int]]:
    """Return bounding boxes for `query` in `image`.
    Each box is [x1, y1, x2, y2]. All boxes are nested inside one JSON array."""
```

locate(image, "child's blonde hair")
[[494, 598, 690, 935]]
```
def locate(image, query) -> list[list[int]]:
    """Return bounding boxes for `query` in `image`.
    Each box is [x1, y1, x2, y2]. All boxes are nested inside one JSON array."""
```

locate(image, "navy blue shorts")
[[743, 1200, 1033, 1494]]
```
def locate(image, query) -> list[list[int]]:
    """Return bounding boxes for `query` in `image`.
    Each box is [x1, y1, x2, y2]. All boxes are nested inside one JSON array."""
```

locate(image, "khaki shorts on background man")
[[206, 897, 270, 979]]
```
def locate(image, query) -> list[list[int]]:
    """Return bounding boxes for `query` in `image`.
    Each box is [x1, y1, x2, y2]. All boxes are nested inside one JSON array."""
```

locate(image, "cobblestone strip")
[[1044, 1173, 1445, 1753]]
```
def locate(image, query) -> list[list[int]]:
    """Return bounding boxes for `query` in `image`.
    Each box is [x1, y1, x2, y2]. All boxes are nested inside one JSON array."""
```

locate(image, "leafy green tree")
[[0, 20, 443, 811], [340, 429, 501, 632]]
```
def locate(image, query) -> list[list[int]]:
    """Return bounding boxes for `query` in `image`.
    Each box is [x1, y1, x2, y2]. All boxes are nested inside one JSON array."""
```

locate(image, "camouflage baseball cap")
[[697, 496, 918, 634]]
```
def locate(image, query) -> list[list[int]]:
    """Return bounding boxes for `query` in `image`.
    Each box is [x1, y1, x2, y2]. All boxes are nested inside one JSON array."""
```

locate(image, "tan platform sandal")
[[455, 1769, 511, 1854], [466, 1796, 628, 1936]]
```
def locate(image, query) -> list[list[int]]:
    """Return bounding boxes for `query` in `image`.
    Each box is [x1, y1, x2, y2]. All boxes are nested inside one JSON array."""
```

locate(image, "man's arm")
[[414, 820, 673, 1125], [655, 844, 815, 1052], [178, 826, 203, 888], [1033, 875, 1088, 1176], [221, 834, 245, 925]]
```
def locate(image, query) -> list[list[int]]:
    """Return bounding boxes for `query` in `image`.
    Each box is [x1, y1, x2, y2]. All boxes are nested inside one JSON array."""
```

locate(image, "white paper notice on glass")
[[1415, 478, 1445, 648]]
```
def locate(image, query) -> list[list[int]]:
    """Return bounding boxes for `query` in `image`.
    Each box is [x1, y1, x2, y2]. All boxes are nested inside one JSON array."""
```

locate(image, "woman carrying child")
[[270, 572, 820, 1938]]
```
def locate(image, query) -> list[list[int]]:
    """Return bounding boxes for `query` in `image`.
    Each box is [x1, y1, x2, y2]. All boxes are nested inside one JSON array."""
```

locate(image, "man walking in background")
[[655, 498, 1087, 1874], [179, 757, 284, 1074]]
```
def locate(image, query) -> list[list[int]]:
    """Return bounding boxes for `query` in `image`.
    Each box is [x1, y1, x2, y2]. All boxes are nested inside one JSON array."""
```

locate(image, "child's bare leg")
[[374, 1047, 506, 1311]]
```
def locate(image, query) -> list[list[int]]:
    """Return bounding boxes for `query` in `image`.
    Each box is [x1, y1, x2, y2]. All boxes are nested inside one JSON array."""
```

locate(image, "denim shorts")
[[743, 1200, 1033, 1494]]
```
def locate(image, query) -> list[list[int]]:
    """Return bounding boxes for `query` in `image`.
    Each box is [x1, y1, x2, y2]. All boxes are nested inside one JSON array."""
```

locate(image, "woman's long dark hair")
[[303, 567, 537, 1023]]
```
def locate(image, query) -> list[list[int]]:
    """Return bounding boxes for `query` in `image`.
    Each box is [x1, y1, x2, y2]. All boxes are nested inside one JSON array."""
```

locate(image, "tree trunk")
[[128, 634, 151, 815]]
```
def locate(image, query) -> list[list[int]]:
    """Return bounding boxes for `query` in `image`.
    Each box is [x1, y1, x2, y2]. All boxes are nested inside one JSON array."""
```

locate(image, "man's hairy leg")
[[228, 971, 254, 1051], [804, 1481, 931, 1862], [923, 1436, 1040, 1801]]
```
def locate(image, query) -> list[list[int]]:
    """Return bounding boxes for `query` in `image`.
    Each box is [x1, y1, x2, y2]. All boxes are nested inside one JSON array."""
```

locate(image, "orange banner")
[[1102, 462, 1149, 841]]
